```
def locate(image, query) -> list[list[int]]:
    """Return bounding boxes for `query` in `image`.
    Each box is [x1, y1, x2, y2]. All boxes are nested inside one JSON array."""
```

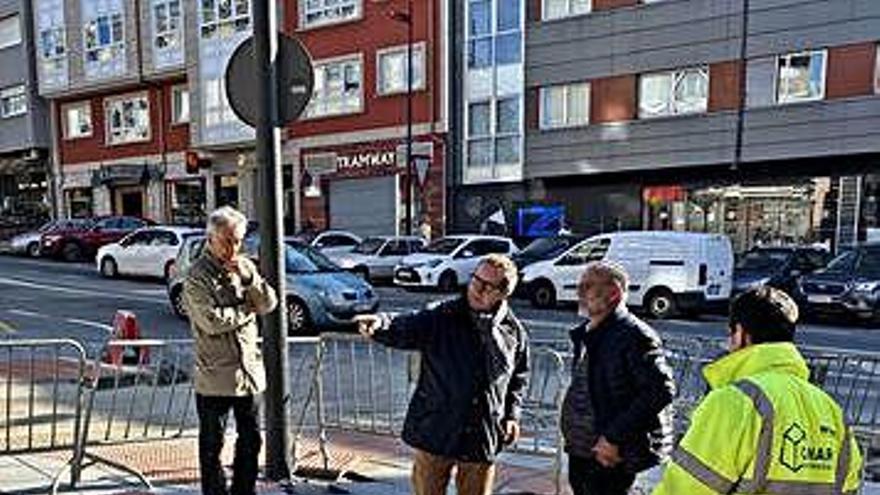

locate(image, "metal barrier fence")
[[0, 339, 87, 488]]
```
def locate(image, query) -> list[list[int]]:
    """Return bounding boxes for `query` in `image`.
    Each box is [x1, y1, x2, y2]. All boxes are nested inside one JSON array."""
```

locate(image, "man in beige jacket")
[[183, 206, 277, 495]]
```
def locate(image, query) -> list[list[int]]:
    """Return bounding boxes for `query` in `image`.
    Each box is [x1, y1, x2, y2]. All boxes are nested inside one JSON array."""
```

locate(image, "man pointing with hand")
[[355, 254, 530, 495]]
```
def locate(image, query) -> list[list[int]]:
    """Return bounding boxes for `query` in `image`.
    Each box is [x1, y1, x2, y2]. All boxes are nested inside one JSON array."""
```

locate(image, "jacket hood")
[[702, 342, 809, 389]]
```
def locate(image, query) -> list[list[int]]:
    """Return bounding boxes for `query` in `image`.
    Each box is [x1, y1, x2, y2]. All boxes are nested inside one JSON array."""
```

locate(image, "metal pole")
[[405, 0, 414, 236], [252, 0, 291, 481], [732, 0, 749, 172]]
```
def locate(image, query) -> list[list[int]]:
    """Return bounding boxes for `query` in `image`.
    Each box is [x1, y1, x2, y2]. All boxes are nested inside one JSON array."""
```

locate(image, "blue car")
[[167, 235, 379, 335]]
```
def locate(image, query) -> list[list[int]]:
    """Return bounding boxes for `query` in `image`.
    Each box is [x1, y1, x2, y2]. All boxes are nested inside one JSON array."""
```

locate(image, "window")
[[39, 26, 65, 68], [542, 0, 589, 21], [0, 14, 21, 49], [106, 94, 151, 145], [171, 85, 189, 124], [153, 0, 182, 50], [200, 0, 250, 39], [83, 13, 124, 63], [0, 85, 26, 118], [776, 50, 826, 104], [540, 82, 589, 129], [63, 102, 92, 139], [467, 98, 521, 166], [300, 0, 361, 29], [203, 77, 237, 126], [305, 56, 362, 118], [377, 44, 426, 96], [639, 66, 708, 118], [468, 0, 522, 68], [874, 45, 879, 95]]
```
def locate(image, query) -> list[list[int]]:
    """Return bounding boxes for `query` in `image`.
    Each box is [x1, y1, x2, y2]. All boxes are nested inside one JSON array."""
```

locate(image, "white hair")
[[206, 206, 248, 239]]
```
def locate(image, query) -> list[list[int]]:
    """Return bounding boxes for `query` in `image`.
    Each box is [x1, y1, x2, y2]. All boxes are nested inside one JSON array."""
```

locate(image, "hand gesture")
[[353, 314, 382, 337]]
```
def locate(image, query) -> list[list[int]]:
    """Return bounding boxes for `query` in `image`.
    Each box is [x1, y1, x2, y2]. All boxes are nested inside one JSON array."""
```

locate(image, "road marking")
[[0, 320, 16, 334], [65, 318, 113, 332], [7, 309, 51, 319], [0, 276, 163, 305]]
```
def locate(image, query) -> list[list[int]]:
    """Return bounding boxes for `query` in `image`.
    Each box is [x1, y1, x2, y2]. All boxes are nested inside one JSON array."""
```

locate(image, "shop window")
[[304, 56, 362, 118], [67, 188, 93, 218], [300, 0, 360, 29], [639, 67, 708, 119], [168, 180, 204, 225], [0, 14, 21, 49], [171, 85, 190, 124], [63, 101, 92, 139], [377, 43, 425, 96], [540, 82, 590, 129], [0, 85, 26, 118], [542, 0, 589, 20], [105, 94, 151, 145], [776, 50, 826, 104], [153, 0, 182, 51], [200, 0, 250, 40]]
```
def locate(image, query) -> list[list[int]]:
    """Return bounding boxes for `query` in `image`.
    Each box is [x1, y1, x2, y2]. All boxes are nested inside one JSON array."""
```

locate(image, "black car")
[[799, 244, 880, 323], [511, 234, 585, 270], [733, 246, 831, 299]]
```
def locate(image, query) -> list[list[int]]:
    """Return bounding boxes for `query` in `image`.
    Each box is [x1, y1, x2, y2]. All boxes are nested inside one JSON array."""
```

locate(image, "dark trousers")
[[568, 455, 636, 495], [196, 394, 262, 495]]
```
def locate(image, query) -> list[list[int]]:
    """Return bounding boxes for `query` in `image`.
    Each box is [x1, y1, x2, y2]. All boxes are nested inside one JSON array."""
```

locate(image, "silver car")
[[331, 236, 426, 282]]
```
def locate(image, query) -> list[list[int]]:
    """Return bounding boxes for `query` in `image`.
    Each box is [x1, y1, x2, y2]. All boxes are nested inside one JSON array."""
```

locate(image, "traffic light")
[[185, 151, 210, 174]]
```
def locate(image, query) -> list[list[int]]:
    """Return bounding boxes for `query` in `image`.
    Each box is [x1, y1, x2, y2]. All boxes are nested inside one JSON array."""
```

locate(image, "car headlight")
[[854, 282, 879, 293]]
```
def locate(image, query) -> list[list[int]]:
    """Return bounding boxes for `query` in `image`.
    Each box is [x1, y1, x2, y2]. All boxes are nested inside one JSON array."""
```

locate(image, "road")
[[0, 255, 878, 353]]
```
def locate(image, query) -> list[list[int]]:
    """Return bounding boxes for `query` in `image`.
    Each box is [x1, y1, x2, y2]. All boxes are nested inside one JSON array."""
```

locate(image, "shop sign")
[[336, 150, 397, 171]]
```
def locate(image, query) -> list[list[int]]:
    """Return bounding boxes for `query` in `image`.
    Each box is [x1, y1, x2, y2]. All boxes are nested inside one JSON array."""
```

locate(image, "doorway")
[[114, 186, 145, 217]]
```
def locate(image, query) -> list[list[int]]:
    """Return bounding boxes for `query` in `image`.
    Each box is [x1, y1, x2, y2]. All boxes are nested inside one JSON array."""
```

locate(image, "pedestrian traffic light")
[[185, 151, 210, 174]]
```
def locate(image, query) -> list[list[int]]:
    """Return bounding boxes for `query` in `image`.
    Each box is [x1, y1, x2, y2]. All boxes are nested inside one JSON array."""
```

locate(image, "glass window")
[[468, 102, 491, 137], [639, 67, 708, 118], [424, 237, 465, 254], [171, 85, 189, 124], [39, 26, 66, 62], [200, 0, 250, 39], [496, 98, 519, 134], [543, 0, 589, 20], [468, 139, 492, 167], [63, 102, 92, 139], [106, 94, 151, 144], [153, 0, 182, 50], [469, 0, 491, 36], [540, 82, 589, 129], [300, 0, 360, 29], [497, 0, 520, 31], [0, 14, 21, 49], [468, 38, 492, 69], [495, 136, 520, 163], [305, 56, 362, 118], [83, 13, 124, 63], [0, 85, 26, 118], [377, 44, 426, 95], [875, 45, 880, 95], [777, 50, 826, 104], [354, 237, 385, 254], [495, 32, 521, 65]]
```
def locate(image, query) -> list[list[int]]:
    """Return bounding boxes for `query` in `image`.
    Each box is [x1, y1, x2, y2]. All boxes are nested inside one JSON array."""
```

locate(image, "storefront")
[[0, 155, 50, 228], [296, 138, 445, 238]]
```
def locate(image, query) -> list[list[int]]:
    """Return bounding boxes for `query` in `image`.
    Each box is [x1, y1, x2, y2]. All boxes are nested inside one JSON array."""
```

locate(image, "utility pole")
[[251, 0, 291, 481], [405, 0, 414, 235]]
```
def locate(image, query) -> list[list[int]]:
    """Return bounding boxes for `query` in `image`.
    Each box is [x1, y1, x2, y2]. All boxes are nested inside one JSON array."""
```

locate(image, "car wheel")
[[530, 280, 557, 309], [438, 271, 458, 293], [645, 288, 677, 320], [286, 298, 313, 335], [62, 242, 83, 262], [170, 285, 187, 319], [26, 242, 40, 258], [100, 257, 118, 278]]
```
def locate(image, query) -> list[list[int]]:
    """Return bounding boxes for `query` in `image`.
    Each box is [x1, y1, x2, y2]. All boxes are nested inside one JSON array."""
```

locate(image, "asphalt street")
[[0, 255, 878, 353]]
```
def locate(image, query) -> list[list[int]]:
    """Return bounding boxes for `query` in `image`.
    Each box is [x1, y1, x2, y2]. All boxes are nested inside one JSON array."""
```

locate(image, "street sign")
[[226, 34, 314, 128], [414, 154, 431, 188]]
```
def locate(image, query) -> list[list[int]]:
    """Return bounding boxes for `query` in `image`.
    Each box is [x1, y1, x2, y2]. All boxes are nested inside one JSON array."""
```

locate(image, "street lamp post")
[[390, 1, 414, 235]]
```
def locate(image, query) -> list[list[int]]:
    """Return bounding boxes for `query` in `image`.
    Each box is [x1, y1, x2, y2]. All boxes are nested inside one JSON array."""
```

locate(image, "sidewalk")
[[1, 429, 877, 495]]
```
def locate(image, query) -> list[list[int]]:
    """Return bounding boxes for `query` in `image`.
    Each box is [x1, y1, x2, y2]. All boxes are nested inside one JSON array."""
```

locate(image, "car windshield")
[[423, 238, 465, 255], [736, 250, 791, 271], [856, 249, 880, 278], [353, 238, 385, 255], [285, 244, 341, 273], [520, 237, 577, 259], [824, 251, 858, 273]]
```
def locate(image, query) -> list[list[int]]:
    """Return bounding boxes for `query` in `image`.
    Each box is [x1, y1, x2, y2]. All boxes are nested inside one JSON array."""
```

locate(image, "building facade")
[[0, 0, 51, 228], [449, 0, 880, 252], [284, 0, 448, 238]]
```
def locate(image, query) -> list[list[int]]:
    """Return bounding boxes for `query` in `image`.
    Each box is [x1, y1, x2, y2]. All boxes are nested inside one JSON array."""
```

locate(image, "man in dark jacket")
[[561, 261, 676, 495], [355, 254, 529, 495]]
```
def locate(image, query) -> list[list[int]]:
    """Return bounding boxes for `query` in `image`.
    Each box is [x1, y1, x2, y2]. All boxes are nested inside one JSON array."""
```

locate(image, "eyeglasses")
[[471, 273, 504, 295]]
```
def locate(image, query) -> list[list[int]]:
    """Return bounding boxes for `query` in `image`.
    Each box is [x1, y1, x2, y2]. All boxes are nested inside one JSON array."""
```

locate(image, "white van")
[[520, 231, 733, 318]]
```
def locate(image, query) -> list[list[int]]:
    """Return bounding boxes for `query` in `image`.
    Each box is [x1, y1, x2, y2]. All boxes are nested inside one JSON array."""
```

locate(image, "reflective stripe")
[[736, 480, 839, 494], [733, 380, 776, 493], [671, 447, 737, 493], [834, 428, 852, 494]]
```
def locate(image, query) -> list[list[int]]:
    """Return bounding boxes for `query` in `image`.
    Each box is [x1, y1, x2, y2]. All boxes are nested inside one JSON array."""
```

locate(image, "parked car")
[[511, 234, 585, 270], [96, 226, 203, 280], [293, 230, 362, 257], [167, 234, 379, 334], [41, 216, 154, 262], [799, 243, 880, 323], [8, 219, 89, 257], [330, 236, 426, 282], [393, 235, 519, 292], [733, 246, 831, 298], [521, 231, 733, 319]]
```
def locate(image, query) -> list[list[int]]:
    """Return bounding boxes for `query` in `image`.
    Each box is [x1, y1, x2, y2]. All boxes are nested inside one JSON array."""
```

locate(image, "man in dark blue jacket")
[[355, 254, 529, 495], [561, 261, 676, 495]]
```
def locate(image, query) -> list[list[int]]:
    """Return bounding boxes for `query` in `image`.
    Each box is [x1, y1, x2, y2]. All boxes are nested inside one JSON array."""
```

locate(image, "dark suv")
[[41, 216, 153, 261], [799, 244, 880, 323], [733, 246, 831, 299]]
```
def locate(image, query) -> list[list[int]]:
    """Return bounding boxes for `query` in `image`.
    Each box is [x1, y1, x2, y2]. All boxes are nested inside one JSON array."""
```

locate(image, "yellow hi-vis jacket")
[[653, 342, 863, 495]]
